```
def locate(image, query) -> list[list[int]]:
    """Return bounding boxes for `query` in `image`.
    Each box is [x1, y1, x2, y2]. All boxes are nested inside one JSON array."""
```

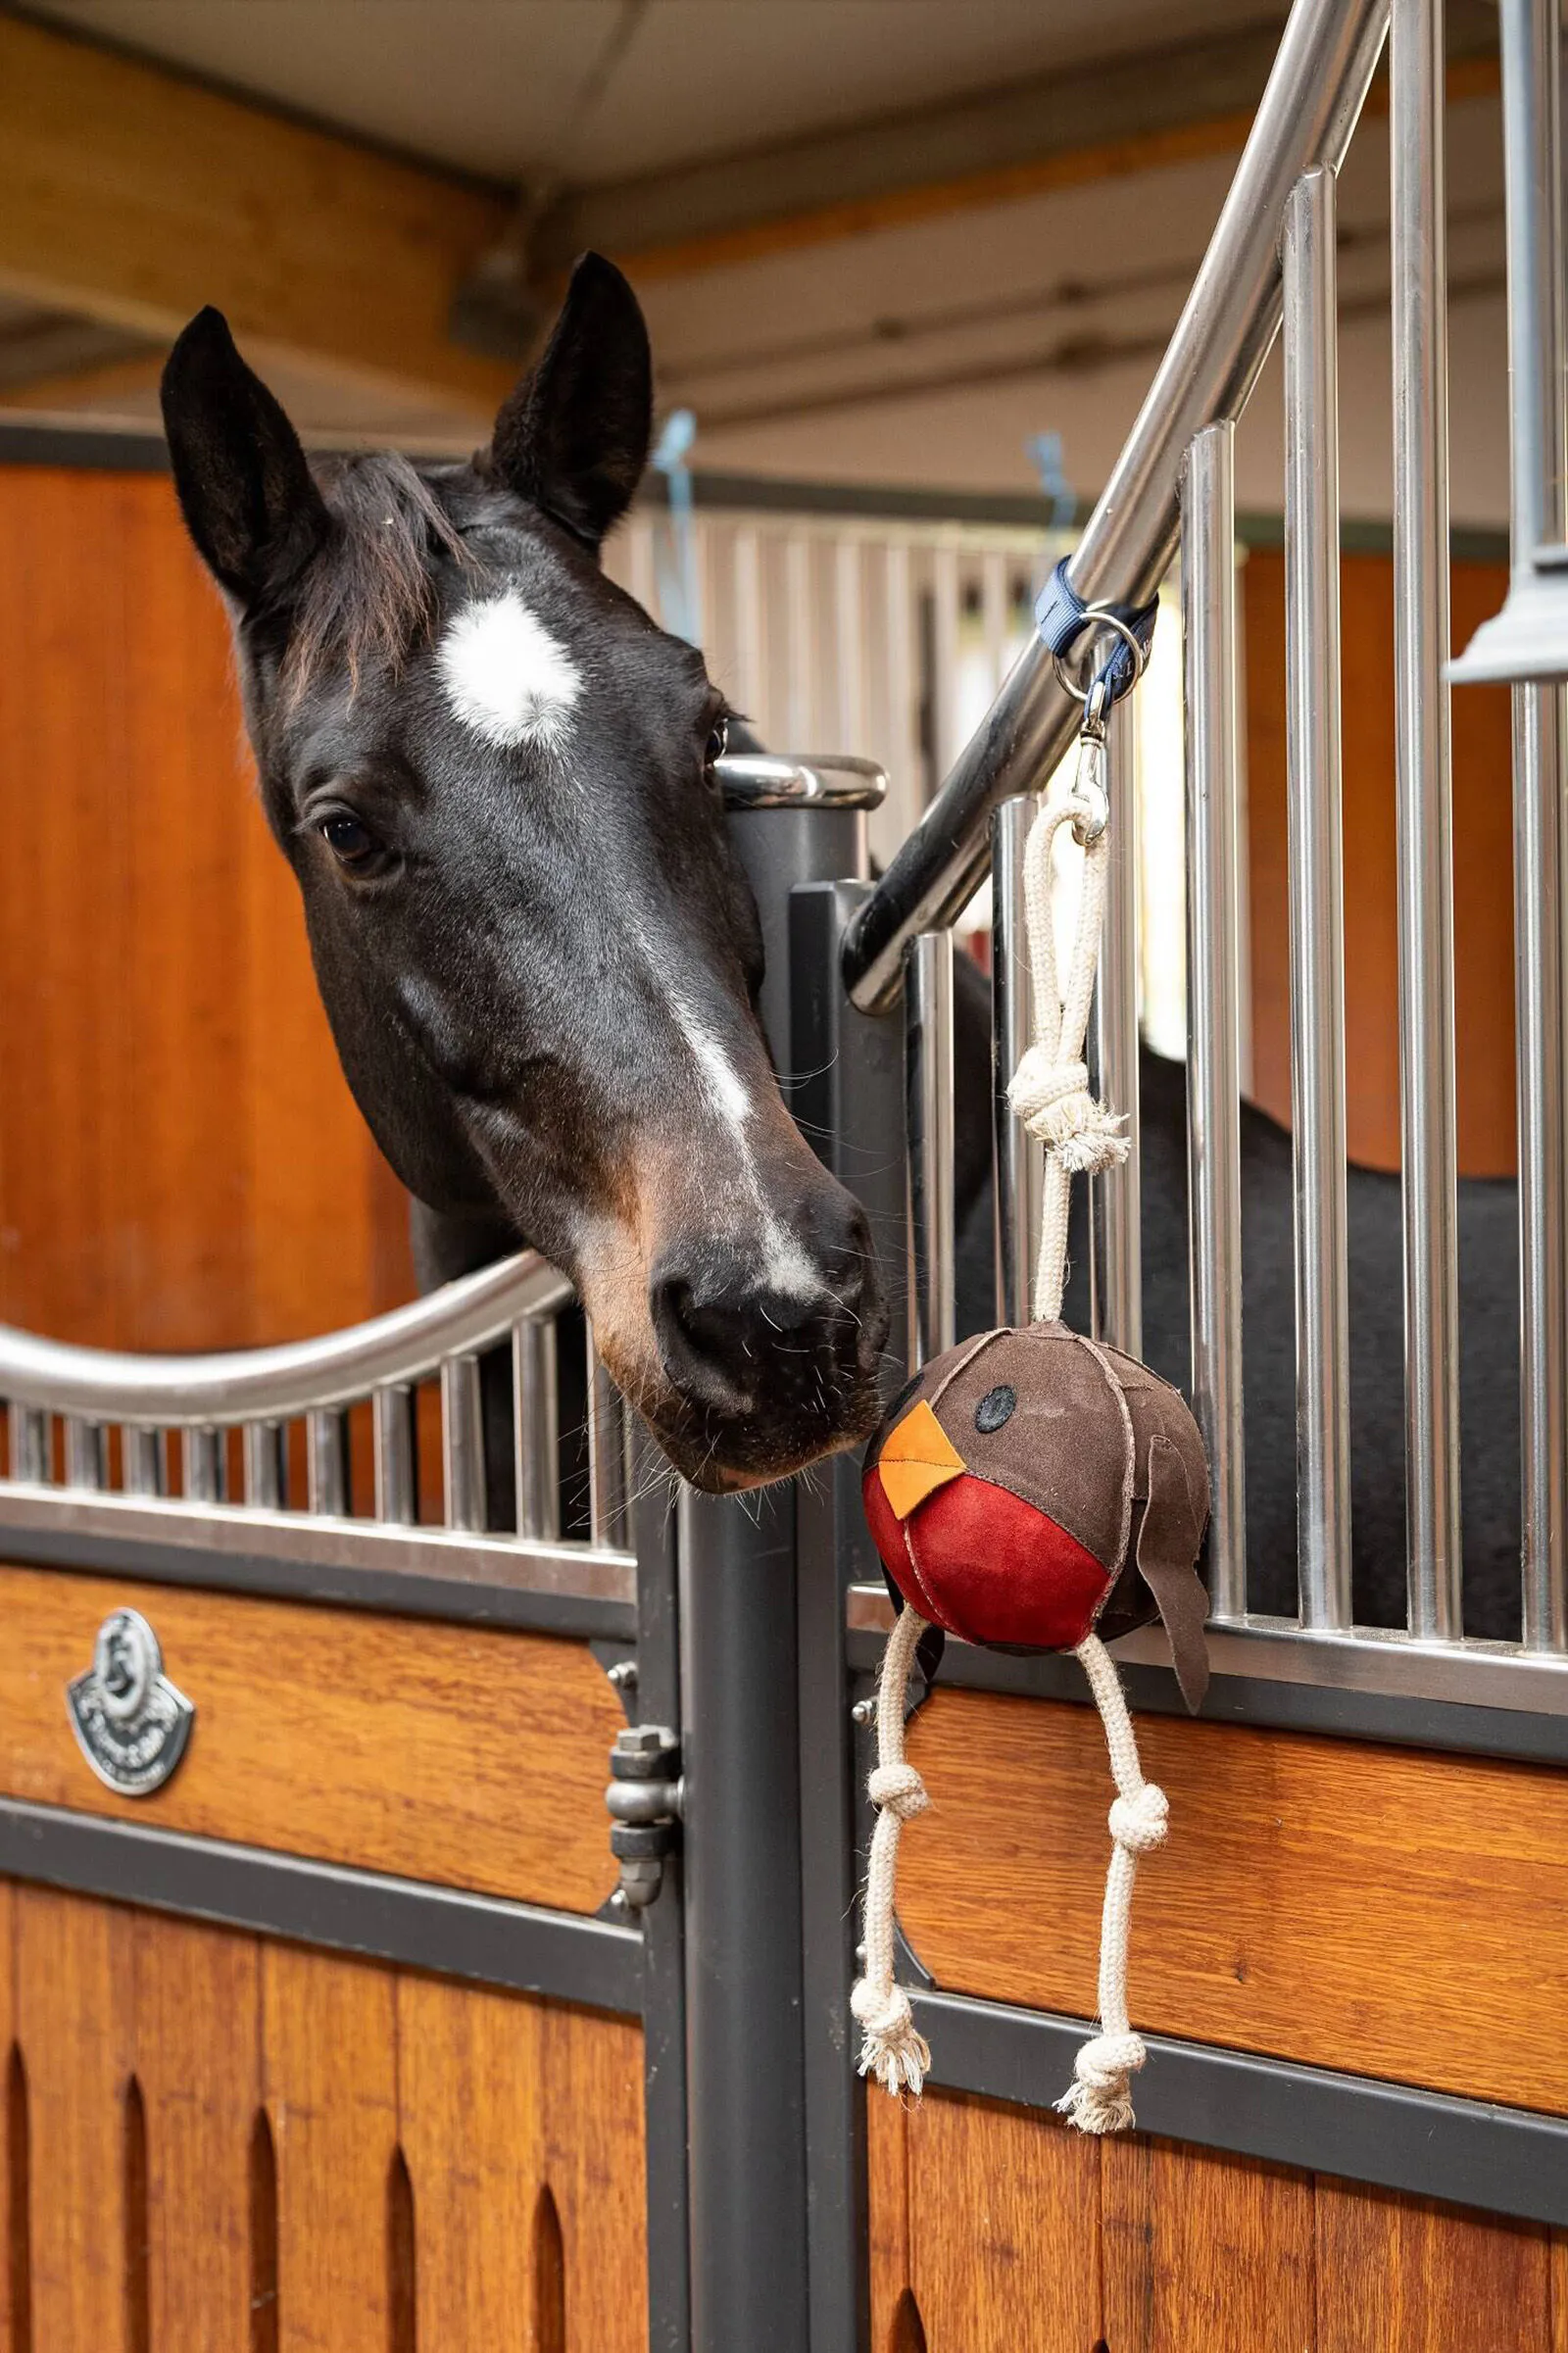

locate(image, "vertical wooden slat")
[[1316, 2177, 1551, 2351], [14, 1886, 131, 2350], [866, 2084, 911, 2352], [906, 2091, 1102, 2350], [1550, 2229, 1568, 2351], [542, 2002, 648, 2353], [1102, 2133, 1314, 2351], [126, 1913, 259, 2348], [396, 1972, 545, 2338], [262, 1944, 398, 2353]]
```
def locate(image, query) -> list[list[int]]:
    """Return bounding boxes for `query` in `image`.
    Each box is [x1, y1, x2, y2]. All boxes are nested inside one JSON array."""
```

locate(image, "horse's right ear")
[[160, 309, 330, 610]]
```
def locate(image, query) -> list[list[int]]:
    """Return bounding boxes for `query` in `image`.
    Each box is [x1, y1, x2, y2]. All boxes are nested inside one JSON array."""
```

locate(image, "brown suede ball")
[[863, 1321, 1211, 1710]]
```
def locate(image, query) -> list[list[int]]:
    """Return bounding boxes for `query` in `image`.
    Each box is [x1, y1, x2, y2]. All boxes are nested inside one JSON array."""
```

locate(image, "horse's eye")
[[706, 715, 729, 767], [319, 812, 381, 871]]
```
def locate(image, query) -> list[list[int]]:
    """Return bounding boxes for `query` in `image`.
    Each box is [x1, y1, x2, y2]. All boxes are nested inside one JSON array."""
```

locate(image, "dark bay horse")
[[160, 255, 888, 1495], [163, 257, 1523, 1637]]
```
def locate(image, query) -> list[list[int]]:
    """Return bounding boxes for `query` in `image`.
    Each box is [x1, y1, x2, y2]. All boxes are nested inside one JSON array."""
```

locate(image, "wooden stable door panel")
[[263, 1944, 400, 2353], [870, 2084, 1562, 2353], [0, 1566, 621, 1911], [907, 2090, 1101, 2351], [1315, 2178, 1553, 2353], [13, 1885, 134, 2350], [398, 1976, 647, 2353], [900, 1691, 1568, 2114], [1102, 2134, 1315, 2353]]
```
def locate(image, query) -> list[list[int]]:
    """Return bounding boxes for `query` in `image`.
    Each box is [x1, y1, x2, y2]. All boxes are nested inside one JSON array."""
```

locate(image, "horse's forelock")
[[282, 452, 469, 699]]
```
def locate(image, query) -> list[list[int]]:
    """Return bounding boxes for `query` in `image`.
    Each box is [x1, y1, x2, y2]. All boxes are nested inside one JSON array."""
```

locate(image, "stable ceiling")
[[22, 0, 1283, 184]]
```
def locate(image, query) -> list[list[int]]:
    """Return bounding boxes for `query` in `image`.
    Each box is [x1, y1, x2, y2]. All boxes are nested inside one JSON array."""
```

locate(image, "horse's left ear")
[[486, 252, 652, 549]]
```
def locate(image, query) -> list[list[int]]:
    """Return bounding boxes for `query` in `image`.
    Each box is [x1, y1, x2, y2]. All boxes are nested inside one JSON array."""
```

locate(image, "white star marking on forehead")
[[438, 589, 581, 751]]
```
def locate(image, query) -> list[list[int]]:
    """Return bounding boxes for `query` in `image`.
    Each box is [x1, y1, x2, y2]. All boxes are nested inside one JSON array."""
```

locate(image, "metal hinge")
[[606, 1724, 683, 1911]]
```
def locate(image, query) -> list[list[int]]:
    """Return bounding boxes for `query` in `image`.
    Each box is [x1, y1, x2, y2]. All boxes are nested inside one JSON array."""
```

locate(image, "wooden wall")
[[1244, 548, 1519, 1176], [0, 1881, 647, 2352], [869, 2086, 1568, 2353], [0, 463, 410, 1352]]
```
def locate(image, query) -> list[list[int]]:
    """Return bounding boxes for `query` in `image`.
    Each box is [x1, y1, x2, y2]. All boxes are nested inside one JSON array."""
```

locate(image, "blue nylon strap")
[[1034, 557, 1158, 702]]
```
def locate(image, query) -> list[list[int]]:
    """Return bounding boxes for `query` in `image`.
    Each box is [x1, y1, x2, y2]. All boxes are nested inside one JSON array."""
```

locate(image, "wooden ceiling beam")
[[0, 13, 515, 413]]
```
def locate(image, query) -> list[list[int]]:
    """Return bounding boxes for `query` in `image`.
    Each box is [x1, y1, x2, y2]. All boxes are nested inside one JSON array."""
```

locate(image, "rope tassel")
[[1054, 1633, 1168, 2133], [852, 1602, 933, 2095]]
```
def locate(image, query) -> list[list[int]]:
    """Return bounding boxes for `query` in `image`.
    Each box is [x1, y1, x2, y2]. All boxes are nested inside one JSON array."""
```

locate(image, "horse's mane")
[[285, 451, 470, 696]]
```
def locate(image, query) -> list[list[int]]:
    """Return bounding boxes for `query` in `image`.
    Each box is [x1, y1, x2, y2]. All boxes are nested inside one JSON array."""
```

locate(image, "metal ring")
[[1050, 604, 1151, 704]]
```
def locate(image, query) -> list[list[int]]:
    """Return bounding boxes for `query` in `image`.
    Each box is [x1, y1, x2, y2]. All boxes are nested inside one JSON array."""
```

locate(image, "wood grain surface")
[[0, 1880, 14, 2353], [128, 1911, 259, 2349], [3, 1886, 645, 2351], [1103, 2132, 1315, 2352], [1315, 2178, 1553, 2353], [0, 1566, 622, 1912], [0, 465, 413, 1355], [900, 1689, 1568, 2113], [1245, 547, 1517, 1175], [871, 2084, 1568, 2353]]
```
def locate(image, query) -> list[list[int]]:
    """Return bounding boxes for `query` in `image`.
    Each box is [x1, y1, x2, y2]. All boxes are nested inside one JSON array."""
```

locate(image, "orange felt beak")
[[877, 1398, 966, 1520]]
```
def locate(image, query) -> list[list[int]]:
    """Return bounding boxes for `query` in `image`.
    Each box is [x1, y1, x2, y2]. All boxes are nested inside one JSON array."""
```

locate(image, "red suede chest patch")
[[862, 1464, 1112, 1651]]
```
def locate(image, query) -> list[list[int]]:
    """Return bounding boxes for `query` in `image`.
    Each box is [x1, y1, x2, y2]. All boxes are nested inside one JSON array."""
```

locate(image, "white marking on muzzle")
[[658, 972, 823, 1303], [439, 589, 581, 751]]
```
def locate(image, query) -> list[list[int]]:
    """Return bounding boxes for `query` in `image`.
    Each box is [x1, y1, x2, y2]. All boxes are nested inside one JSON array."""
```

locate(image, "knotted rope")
[[1006, 767, 1129, 1322], [850, 1598, 933, 2093], [1054, 1631, 1168, 2132]]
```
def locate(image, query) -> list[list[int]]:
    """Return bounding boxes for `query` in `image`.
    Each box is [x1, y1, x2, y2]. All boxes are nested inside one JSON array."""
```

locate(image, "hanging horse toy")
[[853, 565, 1212, 2135]]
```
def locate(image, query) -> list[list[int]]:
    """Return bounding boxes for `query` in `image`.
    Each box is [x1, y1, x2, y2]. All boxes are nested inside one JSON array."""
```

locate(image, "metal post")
[[790, 879, 906, 2353], [122, 1426, 167, 1500], [1390, 0, 1463, 1641], [1497, 0, 1568, 1650], [306, 1406, 350, 1517], [906, 931, 956, 1368], [183, 1426, 223, 1505], [440, 1354, 485, 1533], [1283, 165, 1353, 1630], [1090, 689, 1142, 1357], [512, 1318, 560, 1542], [64, 1416, 106, 1493], [371, 1386, 416, 1526], [1182, 420, 1249, 1621], [992, 797, 1045, 1326], [586, 1330, 630, 1551], [724, 786, 888, 2353]]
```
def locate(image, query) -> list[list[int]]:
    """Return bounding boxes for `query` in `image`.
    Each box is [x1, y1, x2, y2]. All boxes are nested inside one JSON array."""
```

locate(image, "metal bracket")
[[606, 1724, 683, 1911]]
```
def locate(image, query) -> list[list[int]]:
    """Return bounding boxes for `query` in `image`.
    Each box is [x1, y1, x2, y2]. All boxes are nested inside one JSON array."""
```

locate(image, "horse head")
[[160, 255, 889, 1490]]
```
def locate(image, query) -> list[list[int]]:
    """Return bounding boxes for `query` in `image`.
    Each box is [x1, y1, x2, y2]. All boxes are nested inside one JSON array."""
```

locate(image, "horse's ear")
[[486, 253, 652, 549], [160, 308, 330, 610]]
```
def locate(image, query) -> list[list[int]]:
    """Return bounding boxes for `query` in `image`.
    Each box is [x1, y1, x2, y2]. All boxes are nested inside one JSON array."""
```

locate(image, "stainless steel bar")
[[513, 1318, 560, 1543], [440, 1354, 486, 1535], [992, 796, 1045, 1326], [371, 1385, 417, 1527], [586, 1327, 630, 1551], [182, 1426, 223, 1505], [0, 1251, 570, 1427], [242, 1421, 284, 1511], [1089, 690, 1143, 1358], [6, 1403, 47, 1485], [1497, 0, 1568, 1650], [1514, 688, 1568, 1645], [121, 1426, 166, 1498], [906, 929, 956, 1365], [842, 0, 1390, 1013], [1283, 165, 1353, 1631], [1182, 419, 1249, 1622], [63, 1416, 106, 1493], [306, 1407, 350, 1518], [1391, 0, 1463, 1640]]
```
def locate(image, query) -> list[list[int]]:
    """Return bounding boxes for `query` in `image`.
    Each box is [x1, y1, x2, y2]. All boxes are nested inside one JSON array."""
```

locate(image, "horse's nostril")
[[649, 1230, 879, 1428]]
